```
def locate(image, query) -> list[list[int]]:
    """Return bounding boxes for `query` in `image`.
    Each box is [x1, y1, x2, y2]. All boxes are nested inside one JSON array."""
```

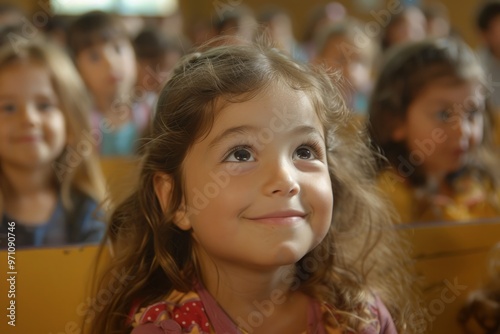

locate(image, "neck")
[[197, 254, 301, 329], [1, 163, 55, 198], [93, 94, 118, 114]]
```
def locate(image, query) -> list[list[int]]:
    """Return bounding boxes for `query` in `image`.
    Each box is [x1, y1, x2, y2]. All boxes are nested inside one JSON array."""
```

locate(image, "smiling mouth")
[[16, 135, 41, 143], [247, 211, 307, 226]]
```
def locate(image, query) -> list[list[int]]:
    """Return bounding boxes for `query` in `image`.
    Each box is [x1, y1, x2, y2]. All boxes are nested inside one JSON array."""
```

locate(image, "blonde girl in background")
[[89, 39, 419, 334], [0, 40, 106, 248]]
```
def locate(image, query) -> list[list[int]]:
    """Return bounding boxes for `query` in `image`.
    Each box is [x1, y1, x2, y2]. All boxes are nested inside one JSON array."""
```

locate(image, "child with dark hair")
[[369, 38, 500, 223], [133, 27, 186, 110], [380, 6, 426, 53], [67, 11, 150, 156], [212, 4, 257, 43]]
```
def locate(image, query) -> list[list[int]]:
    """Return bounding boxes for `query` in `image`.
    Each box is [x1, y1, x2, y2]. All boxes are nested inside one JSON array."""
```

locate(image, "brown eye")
[[233, 149, 251, 161], [224, 146, 255, 162], [295, 147, 312, 160]]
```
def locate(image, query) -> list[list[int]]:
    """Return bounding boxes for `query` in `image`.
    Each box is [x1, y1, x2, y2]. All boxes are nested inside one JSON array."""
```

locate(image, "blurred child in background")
[[422, 2, 451, 39], [67, 11, 150, 157], [212, 4, 257, 44], [314, 19, 376, 115], [133, 27, 186, 112], [300, 2, 347, 61], [257, 5, 307, 62], [0, 40, 106, 248], [380, 5, 426, 53], [369, 38, 500, 223]]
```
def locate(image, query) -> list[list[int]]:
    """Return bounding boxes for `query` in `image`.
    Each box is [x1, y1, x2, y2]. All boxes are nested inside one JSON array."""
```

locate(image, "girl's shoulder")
[[130, 289, 210, 334]]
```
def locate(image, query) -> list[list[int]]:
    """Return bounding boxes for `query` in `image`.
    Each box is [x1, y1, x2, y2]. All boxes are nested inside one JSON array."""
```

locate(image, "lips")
[[15, 134, 42, 143], [247, 210, 307, 226], [109, 74, 123, 83]]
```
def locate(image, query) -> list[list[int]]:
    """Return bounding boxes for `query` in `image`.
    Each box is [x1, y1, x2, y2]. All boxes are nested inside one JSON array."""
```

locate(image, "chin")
[[269, 245, 309, 266]]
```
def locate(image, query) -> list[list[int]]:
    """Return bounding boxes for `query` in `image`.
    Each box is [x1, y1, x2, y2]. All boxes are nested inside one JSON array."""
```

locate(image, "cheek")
[[49, 113, 67, 146], [0, 124, 10, 151], [310, 174, 334, 225], [471, 122, 484, 146]]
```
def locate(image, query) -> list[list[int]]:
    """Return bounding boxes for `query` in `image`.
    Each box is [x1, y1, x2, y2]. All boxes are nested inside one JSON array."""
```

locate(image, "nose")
[[19, 103, 40, 126], [102, 48, 115, 70], [262, 159, 300, 197], [452, 114, 472, 140]]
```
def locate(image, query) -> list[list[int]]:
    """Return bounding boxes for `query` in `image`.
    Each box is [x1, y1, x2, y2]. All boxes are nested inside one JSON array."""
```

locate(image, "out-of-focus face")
[[0, 61, 66, 170], [386, 7, 426, 48], [136, 51, 182, 93], [393, 79, 484, 177], [219, 15, 257, 42], [76, 38, 137, 101], [316, 35, 371, 92]]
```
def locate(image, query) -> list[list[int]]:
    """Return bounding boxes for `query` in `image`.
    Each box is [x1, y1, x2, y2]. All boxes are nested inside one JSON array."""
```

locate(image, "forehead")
[[209, 85, 323, 134], [0, 60, 50, 83], [416, 78, 482, 103]]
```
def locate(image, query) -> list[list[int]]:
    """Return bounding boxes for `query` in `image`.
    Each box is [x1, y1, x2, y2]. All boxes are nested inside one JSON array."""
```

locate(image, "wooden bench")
[[1, 219, 499, 333], [0, 244, 109, 334], [398, 219, 500, 333]]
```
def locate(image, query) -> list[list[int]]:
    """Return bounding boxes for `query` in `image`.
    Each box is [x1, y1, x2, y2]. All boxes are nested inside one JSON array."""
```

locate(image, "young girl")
[[67, 11, 150, 157], [0, 40, 106, 248], [89, 40, 419, 333], [369, 38, 500, 223], [313, 19, 376, 115]]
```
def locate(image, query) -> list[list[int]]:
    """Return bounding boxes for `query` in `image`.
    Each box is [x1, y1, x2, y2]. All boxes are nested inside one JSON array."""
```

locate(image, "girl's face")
[[0, 61, 66, 170], [319, 35, 371, 92], [387, 8, 426, 47], [76, 38, 137, 101], [178, 85, 333, 270], [393, 79, 484, 177]]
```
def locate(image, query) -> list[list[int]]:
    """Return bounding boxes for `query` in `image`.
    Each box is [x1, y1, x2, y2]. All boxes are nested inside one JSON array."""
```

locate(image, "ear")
[[153, 172, 192, 231]]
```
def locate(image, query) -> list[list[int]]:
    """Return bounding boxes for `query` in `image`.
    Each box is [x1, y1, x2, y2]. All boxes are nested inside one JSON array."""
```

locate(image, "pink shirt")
[[130, 283, 397, 334]]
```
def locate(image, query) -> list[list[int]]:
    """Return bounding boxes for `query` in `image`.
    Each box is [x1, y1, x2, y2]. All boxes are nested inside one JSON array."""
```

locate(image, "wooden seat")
[[398, 219, 500, 333], [0, 245, 110, 334], [1, 218, 498, 333]]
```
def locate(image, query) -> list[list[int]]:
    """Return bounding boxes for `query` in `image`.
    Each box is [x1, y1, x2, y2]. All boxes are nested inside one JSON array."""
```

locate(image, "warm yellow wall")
[[13, 0, 482, 47]]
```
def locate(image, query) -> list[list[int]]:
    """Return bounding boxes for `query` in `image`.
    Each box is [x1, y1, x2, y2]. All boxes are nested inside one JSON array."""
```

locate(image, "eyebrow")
[[208, 124, 325, 149]]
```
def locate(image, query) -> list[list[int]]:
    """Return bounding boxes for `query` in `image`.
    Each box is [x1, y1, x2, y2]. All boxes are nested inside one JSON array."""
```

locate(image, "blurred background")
[[7, 0, 482, 48]]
